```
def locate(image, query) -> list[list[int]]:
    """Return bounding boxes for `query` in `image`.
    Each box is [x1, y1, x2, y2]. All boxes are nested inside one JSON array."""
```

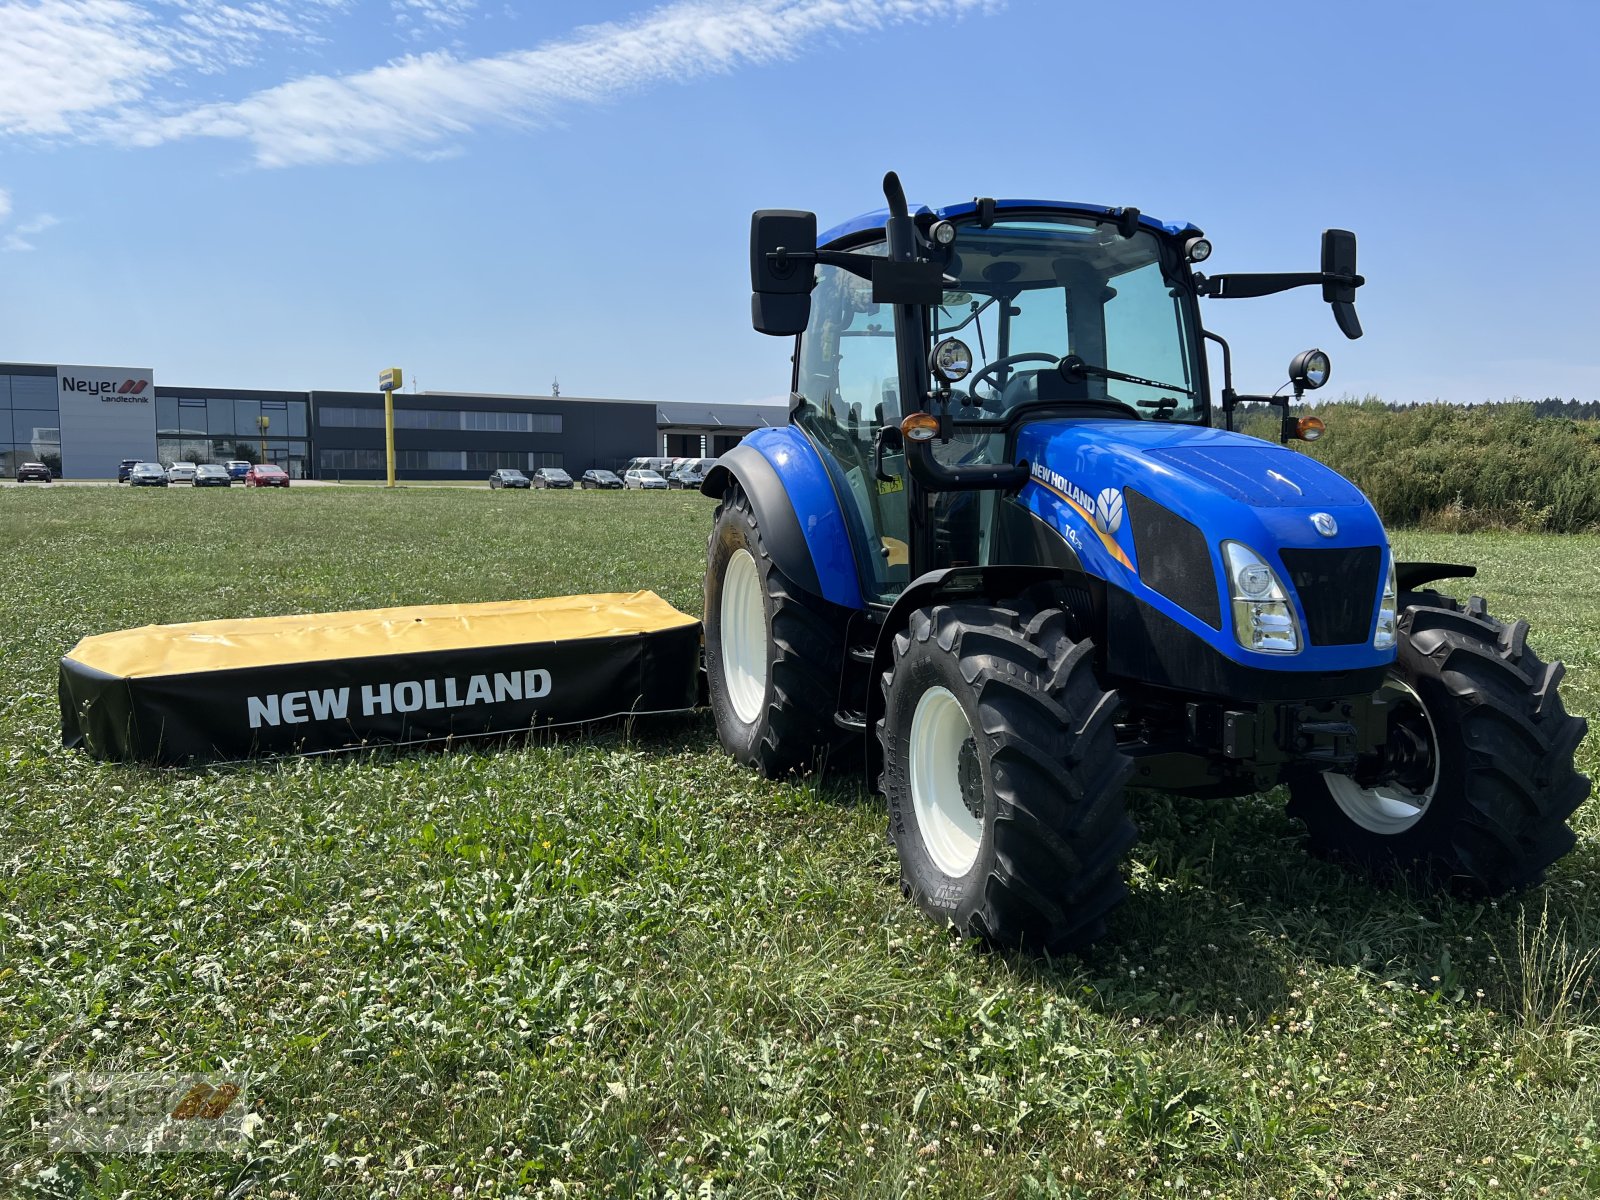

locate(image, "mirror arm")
[[764, 247, 883, 282], [1203, 331, 1236, 430], [1195, 271, 1364, 300]]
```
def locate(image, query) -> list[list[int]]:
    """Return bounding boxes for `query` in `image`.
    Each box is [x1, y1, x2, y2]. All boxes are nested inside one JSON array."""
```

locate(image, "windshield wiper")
[[1059, 354, 1194, 397]]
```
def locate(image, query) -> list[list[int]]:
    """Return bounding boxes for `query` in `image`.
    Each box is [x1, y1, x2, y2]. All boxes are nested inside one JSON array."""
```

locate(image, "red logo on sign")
[[118, 379, 148, 395]]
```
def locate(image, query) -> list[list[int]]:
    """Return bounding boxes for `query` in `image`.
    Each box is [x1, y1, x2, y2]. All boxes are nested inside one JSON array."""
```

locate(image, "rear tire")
[[1288, 591, 1589, 892], [877, 591, 1137, 952], [704, 483, 851, 776]]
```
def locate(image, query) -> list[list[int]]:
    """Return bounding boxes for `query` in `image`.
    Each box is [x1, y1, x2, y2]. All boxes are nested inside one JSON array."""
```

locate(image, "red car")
[[245, 464, 290, 488]]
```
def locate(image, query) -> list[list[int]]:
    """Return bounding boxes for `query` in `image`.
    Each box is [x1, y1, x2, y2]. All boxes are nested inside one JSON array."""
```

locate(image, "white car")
[[623, 469, 668, 490], [166, 461, 198, 484]]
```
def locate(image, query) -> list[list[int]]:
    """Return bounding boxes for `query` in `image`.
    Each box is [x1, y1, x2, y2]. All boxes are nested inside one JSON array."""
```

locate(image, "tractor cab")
[[791, 199, 1211, 603]]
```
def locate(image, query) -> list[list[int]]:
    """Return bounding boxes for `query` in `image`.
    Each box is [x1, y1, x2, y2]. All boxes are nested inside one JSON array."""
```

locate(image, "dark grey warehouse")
[[1, 360, 781, 481], [310, 391, 659, 481]]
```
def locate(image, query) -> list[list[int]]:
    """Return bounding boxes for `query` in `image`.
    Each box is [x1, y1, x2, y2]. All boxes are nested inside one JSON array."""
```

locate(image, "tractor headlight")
[[1373, 555, 1398, 650], [1223, 541, 1301, 654]]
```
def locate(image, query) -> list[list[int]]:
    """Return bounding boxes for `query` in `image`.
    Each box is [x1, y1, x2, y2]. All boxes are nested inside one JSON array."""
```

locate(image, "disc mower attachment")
[[60, 591, 701, 765]]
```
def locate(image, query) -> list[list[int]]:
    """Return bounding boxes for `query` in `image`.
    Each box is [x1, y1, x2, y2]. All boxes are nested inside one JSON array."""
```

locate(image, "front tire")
[[1288, 591, 1589, 892], [704, 483, 850, 776], [878, 592, 1137, 952]]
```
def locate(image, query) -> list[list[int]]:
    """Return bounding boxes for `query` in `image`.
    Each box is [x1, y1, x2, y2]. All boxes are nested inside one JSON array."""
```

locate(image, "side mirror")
[[1321, 229, 1362, 340], [750, 209, 816, 336]]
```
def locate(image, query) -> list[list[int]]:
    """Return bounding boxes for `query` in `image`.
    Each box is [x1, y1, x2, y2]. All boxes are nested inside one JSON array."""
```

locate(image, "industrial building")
[[0, 361, 782, 481]]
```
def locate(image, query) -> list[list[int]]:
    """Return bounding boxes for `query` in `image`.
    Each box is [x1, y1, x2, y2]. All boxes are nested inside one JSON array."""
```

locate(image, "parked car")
[[668, 459, 718, 489], [489, 468, 530, 489], [16, 461, 52, 483], [532, 467, 574, 489], [623, 469, 668, 490], [580, 469, 623, 490], [117, 458, 141, 483], [245, 464, 290, 488], [224, 460, 252, 480], [129, 462, 168, 487], [194, 464, 232, 487], [166, 461, 198, 484]]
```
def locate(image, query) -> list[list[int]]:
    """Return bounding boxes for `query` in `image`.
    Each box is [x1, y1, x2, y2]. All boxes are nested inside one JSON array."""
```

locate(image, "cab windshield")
[[933, 216, 1203, 423]]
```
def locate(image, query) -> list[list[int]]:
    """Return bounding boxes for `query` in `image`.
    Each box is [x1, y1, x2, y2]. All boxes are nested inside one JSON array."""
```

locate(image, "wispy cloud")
[[391, 0, 476, 41], [0, 1, 171, 135], [2, 212, 62, 253], [4, 0, 1000, 166], [0, 0, 348, 135], [0, 189, 11, 223]]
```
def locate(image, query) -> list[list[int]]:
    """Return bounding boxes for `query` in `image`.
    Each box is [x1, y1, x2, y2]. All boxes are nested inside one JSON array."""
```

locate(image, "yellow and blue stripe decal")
[[1026, 465, 1136, 573]]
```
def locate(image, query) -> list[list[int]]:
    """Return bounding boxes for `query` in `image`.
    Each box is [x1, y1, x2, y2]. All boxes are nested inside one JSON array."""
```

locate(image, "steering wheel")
[[965, 353, 1060, 405]]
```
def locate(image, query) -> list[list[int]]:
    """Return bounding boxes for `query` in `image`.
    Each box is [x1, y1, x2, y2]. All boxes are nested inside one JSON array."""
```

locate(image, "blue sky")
[[1, 0, 1595, 407]]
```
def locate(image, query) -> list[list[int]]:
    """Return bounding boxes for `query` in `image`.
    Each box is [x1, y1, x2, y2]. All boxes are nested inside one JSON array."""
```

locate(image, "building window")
[[530, 452, 564, 469], [8, 375, 56, 408], [394, 409, 457, 431], [394, 449, 465, 471], [321, 405, 563, 434], [464, 450, 534, 471], [320, 448, 386, 471], [319, 406, 385, 429], [206, 397, 234, 436]]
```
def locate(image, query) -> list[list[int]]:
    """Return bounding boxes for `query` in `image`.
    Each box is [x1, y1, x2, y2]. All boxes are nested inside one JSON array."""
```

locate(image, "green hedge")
[[1277, 400, 1600, 533]]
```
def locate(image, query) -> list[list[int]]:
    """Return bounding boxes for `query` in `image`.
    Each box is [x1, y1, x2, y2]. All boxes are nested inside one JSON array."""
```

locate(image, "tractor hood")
[[1014, 418, 1394, 677]]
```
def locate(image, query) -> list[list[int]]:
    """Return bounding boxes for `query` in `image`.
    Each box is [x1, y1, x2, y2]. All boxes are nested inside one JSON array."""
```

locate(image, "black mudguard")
[[1395, 561, 1477, 592], [701, 446, 822, 598]]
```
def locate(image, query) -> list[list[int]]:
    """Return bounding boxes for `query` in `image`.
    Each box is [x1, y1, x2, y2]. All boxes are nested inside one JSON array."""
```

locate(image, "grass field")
[[2, 486, 1598, 1199]]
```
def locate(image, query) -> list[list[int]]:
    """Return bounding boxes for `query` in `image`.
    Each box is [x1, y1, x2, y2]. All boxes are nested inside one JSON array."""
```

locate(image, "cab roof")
[[819, 198, 1199, 249]]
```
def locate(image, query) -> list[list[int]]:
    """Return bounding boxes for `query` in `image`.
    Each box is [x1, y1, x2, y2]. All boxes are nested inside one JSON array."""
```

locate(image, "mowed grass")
[[2, 486, 1599, 1199]]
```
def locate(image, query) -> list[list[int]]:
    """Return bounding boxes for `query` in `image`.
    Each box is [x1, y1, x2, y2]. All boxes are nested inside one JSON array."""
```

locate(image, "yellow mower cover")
[[59, 592, 701, 764]]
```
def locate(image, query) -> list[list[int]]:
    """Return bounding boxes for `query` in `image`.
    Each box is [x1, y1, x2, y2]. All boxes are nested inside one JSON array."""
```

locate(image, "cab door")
[[792, 260, 911, 603]]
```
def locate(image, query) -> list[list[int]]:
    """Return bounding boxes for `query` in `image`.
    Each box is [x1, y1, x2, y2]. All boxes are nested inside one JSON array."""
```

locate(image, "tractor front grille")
[[1279, 546, 1382, 646], [1126, 489, 1221, 630]]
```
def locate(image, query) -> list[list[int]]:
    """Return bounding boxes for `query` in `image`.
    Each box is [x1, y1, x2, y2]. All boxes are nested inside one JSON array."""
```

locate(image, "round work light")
[[1289, 348, 1331, 391], [929, 337, 973, 384], [929, 220, 957, 246], [1184, 236, 1212, 263]]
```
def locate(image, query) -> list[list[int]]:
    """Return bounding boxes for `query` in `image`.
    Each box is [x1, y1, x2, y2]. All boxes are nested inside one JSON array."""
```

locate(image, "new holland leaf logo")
[[1093, 487, 1125, 536]]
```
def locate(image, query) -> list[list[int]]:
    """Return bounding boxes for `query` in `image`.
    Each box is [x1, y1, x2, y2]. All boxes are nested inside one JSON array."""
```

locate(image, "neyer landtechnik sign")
[[55, 364, 157, 477]]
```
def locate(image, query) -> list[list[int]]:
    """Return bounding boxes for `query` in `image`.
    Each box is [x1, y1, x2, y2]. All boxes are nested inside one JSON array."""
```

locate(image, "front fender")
[[864, 565, 1071, 752], [701, 428, 864, 609]]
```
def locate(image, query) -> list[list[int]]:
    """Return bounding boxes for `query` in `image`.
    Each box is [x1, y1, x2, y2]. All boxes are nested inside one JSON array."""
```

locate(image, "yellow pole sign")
[[378, 368, 402, 488]]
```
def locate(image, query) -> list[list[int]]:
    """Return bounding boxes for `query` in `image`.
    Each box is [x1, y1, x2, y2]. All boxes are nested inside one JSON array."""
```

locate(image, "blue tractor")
[[701, 173, 1589, 951]]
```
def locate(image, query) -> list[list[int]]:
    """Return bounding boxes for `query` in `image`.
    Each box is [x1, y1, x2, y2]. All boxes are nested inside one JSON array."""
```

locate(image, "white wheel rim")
[[1323, 678, 1440, 835], [909, 686, 983, 877], [720, 548, 767, 725]]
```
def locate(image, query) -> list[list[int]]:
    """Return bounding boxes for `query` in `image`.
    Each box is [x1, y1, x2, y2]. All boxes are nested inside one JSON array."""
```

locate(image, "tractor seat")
[[996, 370, 1045, 410]]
